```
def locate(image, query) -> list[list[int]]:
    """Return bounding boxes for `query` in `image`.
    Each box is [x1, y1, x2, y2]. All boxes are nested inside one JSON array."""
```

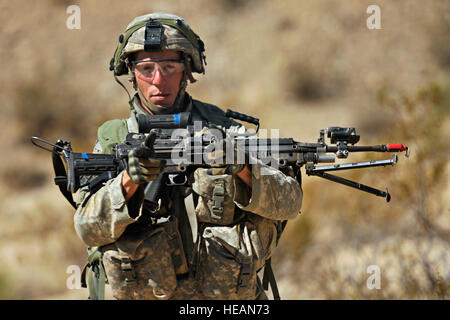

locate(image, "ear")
[[127, 68, 137, 89]]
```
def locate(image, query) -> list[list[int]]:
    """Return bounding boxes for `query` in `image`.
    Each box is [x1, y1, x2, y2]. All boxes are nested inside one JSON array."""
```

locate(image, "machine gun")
[[31, 109, 410, 210]]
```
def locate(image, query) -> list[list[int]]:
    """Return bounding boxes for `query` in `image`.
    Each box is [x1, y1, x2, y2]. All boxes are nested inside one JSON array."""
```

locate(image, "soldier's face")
[[133, 50, 184, 109]]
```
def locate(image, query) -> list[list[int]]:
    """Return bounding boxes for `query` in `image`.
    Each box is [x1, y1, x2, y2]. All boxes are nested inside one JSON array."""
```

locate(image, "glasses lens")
[[134, 61, 184, 78]]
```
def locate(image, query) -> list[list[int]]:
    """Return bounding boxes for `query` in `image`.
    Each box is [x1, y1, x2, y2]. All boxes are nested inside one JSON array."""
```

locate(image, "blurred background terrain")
[[0, 0, 448, 299]]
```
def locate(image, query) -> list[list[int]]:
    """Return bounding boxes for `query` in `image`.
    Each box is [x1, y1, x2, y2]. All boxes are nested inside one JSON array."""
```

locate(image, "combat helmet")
[[110, 12, 206, 83]]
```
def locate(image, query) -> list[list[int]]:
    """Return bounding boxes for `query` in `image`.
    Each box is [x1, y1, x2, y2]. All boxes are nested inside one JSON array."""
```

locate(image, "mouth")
[[150, 93, 171, 102], [152, 92, 169, 96]]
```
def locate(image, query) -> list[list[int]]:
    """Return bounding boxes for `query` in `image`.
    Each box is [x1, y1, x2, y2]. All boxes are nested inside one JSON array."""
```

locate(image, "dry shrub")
[[356, 82, 450, 298], [274, 82, 449, 299], [428, 3, 450, 69], [0, 186, 87, 299], [0, 152, 49, 190], [284, 59, 347, 103], [10, 63, 98, 148]]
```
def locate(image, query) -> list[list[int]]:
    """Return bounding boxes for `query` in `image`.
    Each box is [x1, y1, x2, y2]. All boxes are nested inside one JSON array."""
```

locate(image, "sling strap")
[[52, 144, 77, 209], [262, 258, 280, 300]]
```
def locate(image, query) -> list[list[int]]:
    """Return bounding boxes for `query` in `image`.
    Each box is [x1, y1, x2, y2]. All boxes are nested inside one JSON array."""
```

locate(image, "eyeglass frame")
[[130, 58, 186, 79]]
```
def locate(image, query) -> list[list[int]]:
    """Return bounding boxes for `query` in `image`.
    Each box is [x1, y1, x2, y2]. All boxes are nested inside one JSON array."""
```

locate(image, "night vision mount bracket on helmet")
[[144, 19, 164, 52]]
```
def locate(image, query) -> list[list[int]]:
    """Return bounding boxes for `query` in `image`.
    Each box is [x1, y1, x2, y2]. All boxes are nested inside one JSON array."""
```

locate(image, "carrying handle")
[[226, 109, 260, 134]]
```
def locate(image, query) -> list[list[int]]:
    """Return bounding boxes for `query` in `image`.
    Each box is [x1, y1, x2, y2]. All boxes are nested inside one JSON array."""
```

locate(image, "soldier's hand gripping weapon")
[[31, 109, 410, 209]]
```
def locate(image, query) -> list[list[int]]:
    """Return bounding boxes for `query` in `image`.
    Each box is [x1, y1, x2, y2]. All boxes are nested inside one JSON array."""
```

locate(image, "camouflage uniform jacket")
[[74, 93, 302, 300]]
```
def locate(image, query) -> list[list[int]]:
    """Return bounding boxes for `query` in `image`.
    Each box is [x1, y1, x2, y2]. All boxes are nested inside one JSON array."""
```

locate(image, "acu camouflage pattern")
[[101, 226, 176, 299], [192, 168, 236, 225], [73, 95, 302, 299], [194, 214, 278, 299], [75, 171, 137, 247], [235, 161, 303, 220], [197, 222, 259, 299], [100, 216, 188, 300]]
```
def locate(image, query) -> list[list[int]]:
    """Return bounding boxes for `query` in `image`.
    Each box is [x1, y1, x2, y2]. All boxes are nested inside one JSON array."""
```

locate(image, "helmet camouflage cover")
[[110, 12, 206, 81]]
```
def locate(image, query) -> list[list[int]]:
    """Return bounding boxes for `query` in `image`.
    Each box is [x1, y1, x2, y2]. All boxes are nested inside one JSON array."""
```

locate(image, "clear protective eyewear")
[[132, 58, 185, 79]]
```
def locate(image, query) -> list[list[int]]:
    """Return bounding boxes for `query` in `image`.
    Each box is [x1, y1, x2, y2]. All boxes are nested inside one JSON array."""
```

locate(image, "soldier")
[[74, 12, 302, 300]]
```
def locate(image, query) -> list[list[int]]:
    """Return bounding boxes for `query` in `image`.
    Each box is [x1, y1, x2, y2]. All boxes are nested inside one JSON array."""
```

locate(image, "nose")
[[152, 68, 164, 84]]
